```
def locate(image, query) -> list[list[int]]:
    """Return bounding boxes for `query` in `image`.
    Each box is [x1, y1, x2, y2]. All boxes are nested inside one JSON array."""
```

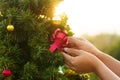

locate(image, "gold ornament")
[[7, 25, 14, 32], [64, 69, 76, 75]]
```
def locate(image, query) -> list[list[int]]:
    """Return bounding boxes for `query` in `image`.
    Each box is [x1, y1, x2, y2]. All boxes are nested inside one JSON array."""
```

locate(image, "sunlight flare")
[[54, 0, 81, 36], [54, 0, 120, 36]]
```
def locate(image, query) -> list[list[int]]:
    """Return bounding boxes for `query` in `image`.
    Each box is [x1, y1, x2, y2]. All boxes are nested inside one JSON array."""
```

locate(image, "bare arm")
[[96, 60, 120, 80], [95, 51, 120, 77], [61, 48, 120, 80], [68, 37, 120, 77]]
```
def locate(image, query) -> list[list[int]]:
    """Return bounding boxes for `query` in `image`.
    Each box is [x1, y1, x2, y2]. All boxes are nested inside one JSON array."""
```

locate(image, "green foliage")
[[0, 0, 88, 80]]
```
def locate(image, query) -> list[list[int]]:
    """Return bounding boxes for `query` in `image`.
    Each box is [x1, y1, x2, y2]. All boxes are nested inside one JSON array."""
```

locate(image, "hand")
[[68, 37, 101, 55], [61, 48, 101, 74]]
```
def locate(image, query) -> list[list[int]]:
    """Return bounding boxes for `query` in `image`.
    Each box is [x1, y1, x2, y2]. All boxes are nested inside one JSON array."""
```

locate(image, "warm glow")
[[52, 15, 61, 21], [55, 0, 120, 36], [54, 0, 79, 36]]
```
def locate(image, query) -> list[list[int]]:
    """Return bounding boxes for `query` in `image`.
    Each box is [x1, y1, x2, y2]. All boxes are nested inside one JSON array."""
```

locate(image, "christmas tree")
[[0, 0, 89, 80]]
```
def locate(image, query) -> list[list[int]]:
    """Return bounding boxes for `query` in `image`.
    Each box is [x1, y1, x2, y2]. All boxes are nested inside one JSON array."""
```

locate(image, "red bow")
[[49, 28, 68, 52]]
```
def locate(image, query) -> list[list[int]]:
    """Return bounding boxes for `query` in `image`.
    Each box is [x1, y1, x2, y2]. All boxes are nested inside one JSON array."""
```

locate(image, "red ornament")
[[49, 28, 68, 52], [2, 69, 12, 77]]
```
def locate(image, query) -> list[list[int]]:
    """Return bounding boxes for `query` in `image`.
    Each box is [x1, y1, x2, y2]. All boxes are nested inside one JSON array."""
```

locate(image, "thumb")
[[64, 48, 80, 57]]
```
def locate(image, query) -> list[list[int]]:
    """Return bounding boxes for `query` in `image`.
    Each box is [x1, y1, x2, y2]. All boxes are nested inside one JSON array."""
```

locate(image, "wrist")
[[93, 49, 103, 58], [92, 57, 104, 73], [89, 55, 103, 73], [94, 59, 120, 80]]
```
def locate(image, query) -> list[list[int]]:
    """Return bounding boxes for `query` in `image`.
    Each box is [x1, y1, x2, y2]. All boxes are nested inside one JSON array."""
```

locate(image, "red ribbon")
[[49, 28, 68, 52]]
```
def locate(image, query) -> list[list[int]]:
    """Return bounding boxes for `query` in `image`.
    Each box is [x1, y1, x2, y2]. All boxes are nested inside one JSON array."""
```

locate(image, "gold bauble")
[[7, 25, 14, 32]]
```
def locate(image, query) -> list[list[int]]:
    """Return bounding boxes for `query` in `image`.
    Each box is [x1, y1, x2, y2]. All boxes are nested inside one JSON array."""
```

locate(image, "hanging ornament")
[[2, 69, 12, 77], [58, 66, 64, 75], [49, 28, 68, 52], [7, 25, 14, 32], [64, 69, 76, 75]]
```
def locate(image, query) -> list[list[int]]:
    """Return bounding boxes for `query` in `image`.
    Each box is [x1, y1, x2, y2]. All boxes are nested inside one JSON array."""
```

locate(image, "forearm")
[[95, 60, 120, 80], [95, 51, 120, 77]]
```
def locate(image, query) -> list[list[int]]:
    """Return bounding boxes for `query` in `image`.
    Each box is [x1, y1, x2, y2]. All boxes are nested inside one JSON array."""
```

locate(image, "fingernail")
[[64, 48, 68, 51]]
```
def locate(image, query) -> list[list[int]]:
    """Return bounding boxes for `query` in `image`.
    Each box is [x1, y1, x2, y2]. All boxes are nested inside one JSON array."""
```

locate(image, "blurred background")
[[55, 0, 120, 36], [55, 0, 120, 80]]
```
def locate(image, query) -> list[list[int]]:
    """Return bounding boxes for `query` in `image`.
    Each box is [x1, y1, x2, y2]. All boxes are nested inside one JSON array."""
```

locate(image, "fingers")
[[63, 48, 80, 56], [61, 52, 73, 62], [61, 52, 76, 70], [68, 37, 79, 47], [61, 52, 75, 69], [68, 37, 86, 48]]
